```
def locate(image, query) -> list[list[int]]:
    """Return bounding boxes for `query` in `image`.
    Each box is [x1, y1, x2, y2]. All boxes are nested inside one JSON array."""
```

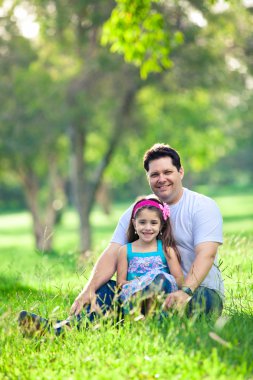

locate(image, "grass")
[[0, 185, 253, 379]]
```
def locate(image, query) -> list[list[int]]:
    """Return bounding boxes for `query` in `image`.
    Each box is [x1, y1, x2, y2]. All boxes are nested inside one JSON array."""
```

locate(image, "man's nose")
[[157, 173, 166, 182]]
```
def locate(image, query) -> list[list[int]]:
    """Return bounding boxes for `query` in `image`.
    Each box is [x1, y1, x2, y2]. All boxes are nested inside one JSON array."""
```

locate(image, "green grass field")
[[0, 186, 253, 379]]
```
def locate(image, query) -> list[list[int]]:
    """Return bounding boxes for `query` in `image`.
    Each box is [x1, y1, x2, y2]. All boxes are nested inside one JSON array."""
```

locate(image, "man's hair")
[[143, 143, 182, 172]]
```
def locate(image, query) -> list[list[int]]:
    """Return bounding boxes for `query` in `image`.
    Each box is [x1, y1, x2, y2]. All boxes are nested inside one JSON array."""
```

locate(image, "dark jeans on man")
[[185, 286, 223, 317]]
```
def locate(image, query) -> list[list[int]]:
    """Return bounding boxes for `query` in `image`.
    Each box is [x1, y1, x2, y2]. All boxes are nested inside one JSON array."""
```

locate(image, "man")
[[71, 143, 224, 317]]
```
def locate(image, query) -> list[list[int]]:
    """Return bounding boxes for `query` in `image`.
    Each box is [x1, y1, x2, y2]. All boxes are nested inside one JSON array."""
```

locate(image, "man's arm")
[[164, 242, 219, 309], [70, 242, 122, 315]]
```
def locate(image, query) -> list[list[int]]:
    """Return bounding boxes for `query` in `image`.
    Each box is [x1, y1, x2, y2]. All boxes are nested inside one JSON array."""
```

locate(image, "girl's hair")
[[127, 197, 181, 262]]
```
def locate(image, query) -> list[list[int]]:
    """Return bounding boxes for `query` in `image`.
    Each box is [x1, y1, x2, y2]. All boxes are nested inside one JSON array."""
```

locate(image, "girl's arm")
[[116, 246, 129, 287], [165, 247, 184, 288]]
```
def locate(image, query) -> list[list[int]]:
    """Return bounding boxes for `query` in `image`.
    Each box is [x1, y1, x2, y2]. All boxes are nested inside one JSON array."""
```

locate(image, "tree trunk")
[[86, 82, 141, 212], [19, 161, 61, 252], [69, 82, 140, 254], [69, 124, 91, 254]]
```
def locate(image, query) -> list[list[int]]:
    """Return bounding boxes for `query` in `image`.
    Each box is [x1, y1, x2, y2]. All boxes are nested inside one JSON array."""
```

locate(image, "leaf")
[[209, 332, 232, 348]]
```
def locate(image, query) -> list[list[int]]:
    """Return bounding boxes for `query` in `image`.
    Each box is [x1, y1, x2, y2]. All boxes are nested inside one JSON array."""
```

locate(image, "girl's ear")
[[132, 218, 136, 230]]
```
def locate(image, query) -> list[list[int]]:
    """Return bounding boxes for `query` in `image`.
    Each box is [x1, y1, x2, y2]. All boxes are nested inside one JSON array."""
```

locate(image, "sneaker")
[[18, 310, 49, 337]]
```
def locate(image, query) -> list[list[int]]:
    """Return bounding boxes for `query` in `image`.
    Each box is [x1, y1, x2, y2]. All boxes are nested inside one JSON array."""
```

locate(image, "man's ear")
[[179, 166, 184, 179]]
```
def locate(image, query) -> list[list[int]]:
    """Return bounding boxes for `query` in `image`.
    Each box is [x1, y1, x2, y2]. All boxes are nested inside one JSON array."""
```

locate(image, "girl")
[[117, 197, 183, 314]]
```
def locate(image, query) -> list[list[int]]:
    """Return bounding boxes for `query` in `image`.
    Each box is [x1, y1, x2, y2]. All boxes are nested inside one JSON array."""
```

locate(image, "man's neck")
[[163, 188, 184, 205]]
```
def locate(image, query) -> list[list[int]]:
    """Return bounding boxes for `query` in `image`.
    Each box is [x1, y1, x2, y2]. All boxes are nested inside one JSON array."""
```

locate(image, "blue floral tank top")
[[126, 240, 170, 281]]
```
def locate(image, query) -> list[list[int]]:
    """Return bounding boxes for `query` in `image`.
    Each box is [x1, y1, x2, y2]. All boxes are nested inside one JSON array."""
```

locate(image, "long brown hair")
[[127, 197, 181, 262]]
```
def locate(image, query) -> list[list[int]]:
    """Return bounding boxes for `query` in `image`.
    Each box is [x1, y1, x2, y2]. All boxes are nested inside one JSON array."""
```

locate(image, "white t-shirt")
[[111, 188, 224, 295]]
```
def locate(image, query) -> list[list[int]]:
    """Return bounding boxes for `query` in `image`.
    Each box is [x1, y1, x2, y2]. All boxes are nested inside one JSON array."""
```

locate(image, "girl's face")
[[133, 208, 162, 244]]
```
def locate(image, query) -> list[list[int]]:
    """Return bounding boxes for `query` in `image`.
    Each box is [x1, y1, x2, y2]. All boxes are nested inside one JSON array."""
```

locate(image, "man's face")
[[147, 157, 184, 205]]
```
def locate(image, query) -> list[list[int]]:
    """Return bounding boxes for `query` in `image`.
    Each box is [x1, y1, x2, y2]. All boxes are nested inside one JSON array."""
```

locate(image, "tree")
[[0, 16, 67, 251], [25, 0, 144, 253]]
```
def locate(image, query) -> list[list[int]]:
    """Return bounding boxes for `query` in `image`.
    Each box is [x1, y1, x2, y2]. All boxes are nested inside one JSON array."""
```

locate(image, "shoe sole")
[[18, 310, 49, 337]]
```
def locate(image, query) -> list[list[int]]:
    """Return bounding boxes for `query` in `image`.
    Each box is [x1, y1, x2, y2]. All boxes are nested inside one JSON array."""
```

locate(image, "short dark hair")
[[143, 143, 182, 172]]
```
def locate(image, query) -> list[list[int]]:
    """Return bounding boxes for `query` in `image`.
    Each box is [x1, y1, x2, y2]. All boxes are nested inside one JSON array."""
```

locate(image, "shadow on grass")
[[1, 246, 83, 278], [0, 274, 77, 317], [34, 248, 83, 274], [0, 274, 56, 302], [0, 227, 33, 236], [153, 311, 253, 373], [197, 183, 253, 197], [223, 214, 253, 223]]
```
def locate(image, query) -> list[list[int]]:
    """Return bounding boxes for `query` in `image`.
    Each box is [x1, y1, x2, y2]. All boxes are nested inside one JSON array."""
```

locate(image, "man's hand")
[[163, 290, 192, 312], [70, 290, 100, 316], [69, 242, 121, 316]]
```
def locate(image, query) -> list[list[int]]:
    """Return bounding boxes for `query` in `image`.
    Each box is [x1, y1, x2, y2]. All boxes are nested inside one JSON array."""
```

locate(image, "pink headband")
[[133, 200, 170, 221]]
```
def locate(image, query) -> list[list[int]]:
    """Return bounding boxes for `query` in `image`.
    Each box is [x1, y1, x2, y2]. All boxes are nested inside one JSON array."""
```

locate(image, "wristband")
[[181, 286, 194, 297]]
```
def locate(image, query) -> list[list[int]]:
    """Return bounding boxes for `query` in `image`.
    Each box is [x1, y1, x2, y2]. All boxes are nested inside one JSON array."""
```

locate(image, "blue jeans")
[[56, 280, 223, 333], [54, 280, 118, 334], [19, 281, 223, 336], [186, 286, 223, 317], [84, 280, 118, 321], [85, 280, 223, 320]]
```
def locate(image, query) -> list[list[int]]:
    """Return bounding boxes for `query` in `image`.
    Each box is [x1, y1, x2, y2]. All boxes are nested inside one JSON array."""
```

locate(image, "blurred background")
[[0, 0, 252, 254]]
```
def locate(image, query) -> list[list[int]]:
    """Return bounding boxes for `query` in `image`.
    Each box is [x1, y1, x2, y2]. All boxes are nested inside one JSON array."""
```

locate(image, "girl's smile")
[[133, 209, 161, 244]]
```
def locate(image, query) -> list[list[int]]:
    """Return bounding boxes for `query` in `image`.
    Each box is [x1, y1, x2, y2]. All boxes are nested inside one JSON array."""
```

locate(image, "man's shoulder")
[[183, 187, 216, 203], [182, 188, 221, 213], [119, 204, 133, 220]]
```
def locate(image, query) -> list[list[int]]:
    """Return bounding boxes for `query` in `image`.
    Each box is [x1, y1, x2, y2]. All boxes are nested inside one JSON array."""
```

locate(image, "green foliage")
[[100, 0, 235, 78], [0, 33, 67, 172], [101, 0, 184, 78], [104, 1, 253, 192]]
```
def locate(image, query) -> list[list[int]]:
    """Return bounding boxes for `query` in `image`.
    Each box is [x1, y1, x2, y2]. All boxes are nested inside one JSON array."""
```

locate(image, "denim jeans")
[[49, 280, 118, 335], [85, 280, 223, 319], [186, 286, 223, 317], [54, 280, 223, 334], [84, 280, 118, 321], [20, 280, 223, 336]]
